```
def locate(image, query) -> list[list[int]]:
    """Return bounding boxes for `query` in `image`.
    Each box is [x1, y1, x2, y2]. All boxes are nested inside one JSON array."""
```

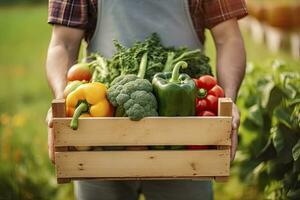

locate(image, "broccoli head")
[[124, 90, 158, 120], [107, 76, 158, 120], [107, 74, 139, 106]]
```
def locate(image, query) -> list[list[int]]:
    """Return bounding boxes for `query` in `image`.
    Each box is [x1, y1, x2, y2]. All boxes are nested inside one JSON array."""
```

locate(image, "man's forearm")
[[46, 45, 74, 99], [215, 37, 246, 102], [46, 26, 84, 99], [210, 19, 246, 102]]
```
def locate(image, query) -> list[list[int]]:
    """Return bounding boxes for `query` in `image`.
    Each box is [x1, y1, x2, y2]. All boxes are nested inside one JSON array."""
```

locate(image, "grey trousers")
[[74, 180, 213, 200]]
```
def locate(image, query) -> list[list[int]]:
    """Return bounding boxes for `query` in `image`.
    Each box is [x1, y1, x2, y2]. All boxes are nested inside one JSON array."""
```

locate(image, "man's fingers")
[[232, 118, 240, 130], [230, 103, 240, 162], [46, 108, 53, 128], [48, 127, 55, 164], [48, 119, 53, 128], [230, 129, 238, 161], [232, 105, 240, 129]]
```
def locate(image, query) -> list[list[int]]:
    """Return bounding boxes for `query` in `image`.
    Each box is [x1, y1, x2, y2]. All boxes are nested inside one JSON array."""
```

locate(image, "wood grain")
[[53, 117, 231, 147], [55, 150, 230, 179], [52, 98, 232, 183]]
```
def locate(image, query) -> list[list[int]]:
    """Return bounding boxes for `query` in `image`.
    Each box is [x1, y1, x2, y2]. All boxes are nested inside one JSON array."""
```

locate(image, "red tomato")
[[196, 75, 217, 90], [197, 110, 216, 116], [208, 85, 225, 98], [195, 75, 224, 115], [67, 63, 92, 81]]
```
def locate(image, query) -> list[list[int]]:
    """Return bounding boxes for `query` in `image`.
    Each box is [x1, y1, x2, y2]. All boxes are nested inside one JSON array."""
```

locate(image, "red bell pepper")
[[194, 75, 225, 115]]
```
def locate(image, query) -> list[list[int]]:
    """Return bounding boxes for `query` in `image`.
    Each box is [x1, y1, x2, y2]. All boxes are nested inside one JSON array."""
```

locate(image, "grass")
[[0, 4, 299, 200]]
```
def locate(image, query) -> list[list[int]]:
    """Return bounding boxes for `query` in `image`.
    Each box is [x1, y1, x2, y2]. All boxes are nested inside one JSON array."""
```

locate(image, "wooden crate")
[[52, 98, 232, 184]]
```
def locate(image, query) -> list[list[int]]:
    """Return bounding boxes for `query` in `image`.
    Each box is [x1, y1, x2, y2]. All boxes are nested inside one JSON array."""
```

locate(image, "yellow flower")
[[12, 113, 26, 127]]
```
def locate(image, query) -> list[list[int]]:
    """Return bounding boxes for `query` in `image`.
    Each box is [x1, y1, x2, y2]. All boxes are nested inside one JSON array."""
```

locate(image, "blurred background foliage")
[[0, 2, 299, 200]]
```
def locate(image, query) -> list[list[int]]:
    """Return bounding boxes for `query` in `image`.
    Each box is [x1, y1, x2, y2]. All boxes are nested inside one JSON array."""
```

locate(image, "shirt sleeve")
[[48, 0, 89, 29], [203, 0, 248, 29]]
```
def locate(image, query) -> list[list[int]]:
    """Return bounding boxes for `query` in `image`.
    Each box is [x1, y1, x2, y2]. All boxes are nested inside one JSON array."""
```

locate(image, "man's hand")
[[46, 108, 55, 164], [231, 103, 240, 161]]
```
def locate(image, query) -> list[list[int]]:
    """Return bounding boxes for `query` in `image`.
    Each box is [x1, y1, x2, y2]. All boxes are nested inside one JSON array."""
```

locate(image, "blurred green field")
[[0, 5, 299, 200], [0, 5, 73, 200]]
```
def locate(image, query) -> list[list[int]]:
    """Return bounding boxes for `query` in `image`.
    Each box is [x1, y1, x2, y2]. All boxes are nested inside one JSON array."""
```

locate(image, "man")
[[46, 0, 247, 199]]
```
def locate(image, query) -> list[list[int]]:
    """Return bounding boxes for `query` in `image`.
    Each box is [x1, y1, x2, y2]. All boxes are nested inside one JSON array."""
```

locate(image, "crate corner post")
[[218, 98, 232, 117], [51, 99, 66, 118], [52, 99, 68, 152], [216, 98, 232, 179], [52, 99, 70, 183]]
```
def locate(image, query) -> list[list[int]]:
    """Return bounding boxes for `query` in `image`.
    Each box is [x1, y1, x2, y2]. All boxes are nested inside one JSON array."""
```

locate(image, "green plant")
[[237, 60, 300, 199]]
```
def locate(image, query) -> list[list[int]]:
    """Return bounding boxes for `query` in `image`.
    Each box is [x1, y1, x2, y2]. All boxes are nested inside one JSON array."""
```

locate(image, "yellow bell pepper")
[[79, 113, 91, 117], [66, 82, 114, 130]]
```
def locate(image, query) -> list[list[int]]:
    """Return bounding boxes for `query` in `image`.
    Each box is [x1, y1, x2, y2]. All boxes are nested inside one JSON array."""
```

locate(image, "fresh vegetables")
[[63, 80, 86, 98], [110, 33, 167, 80], [197, 110, 216, 116], [195, 75, 225, 115], [162, 48, 212, 78], [91, 54, 115, 87], [62, 33, 223, 152], [107, 53, 158, 120], [178, 49, 212, 79], [152, 61, 196, 150], [189, 75, 224, 150], [152, 61, 196, 116], [67, 62, 94, 82], [91, 33, 212, 86], [65, 33, 212, 88], [66, 82, 114, 130]]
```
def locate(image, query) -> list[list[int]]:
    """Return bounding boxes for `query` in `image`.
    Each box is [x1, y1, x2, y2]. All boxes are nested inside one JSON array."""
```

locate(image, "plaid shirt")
[[48, 0, 247, 43]]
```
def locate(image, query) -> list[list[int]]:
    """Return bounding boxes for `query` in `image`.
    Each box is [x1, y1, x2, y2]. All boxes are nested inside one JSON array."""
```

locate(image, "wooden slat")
[[55, 150, 230, 179], [53, 117, 231, 146]]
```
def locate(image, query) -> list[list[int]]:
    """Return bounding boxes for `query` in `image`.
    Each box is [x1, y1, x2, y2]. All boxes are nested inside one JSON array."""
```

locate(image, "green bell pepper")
[[152, 61, 196, 116]]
